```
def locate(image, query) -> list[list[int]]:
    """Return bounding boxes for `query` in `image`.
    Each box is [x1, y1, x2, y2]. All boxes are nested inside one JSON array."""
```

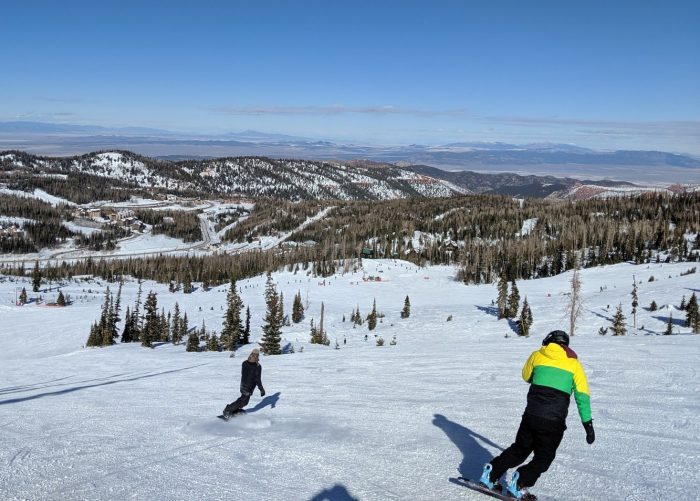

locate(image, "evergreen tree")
[[292, 290, 304, 323], [649, 300, 658, 312], [181, 312, 189, 341], [207, 333, 221, 351], [18, 287, 27, 305], [685, 292, 698, 329], [186, 329, 200, 352], [496, 274, 508, 319], [133, 280, 143, 339], [665, 313, 674, 335], [86, 322, 100, 347], [121, 306, 134, 343], [242, 306, 251, 344], [401, 295, 411, 319], [279, 291, 285, 325], [113, 282, 122, 331], [159, 309, 170, 342], [260, 273, 282, 355], [631, 278, 638, 329], [518, 297, 533, 337], [221, 279, 243, 351], [611, 304, 627, 336], [31, 261, 42, 292], [57, 290, 66, 306], [367, 298, 378, 331], [680, 295, 687, 310], [507, 280, 520, 318], [141, 291, 158, 347], [171, 302, 183, 344], [99, 287, 114, 347], [183, 273, 193, 294]]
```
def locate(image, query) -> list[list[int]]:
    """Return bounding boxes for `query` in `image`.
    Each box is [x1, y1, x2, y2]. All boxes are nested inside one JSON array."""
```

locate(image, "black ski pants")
[[489, 413, 566, 488], [224, 392, 251, 415]]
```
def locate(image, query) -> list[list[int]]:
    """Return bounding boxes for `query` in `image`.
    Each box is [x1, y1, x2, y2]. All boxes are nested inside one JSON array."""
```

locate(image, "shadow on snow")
[[0, 364, 207, 406], [433, 414, 503, 480], [247, 392, 281, 413], [308, 484, 359, 501]]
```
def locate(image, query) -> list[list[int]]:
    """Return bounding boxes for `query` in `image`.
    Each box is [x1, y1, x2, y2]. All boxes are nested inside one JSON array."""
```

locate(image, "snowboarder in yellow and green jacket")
[[480, 330, 595, 500]]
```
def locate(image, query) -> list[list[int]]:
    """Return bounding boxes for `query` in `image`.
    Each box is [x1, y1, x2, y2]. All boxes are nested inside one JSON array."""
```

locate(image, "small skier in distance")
[[222, 348, 265, 419], [479, 330, 594, 500]]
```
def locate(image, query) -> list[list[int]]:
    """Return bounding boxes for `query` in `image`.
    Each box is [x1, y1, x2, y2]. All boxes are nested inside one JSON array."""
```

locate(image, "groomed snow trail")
[[0, 260, 698, 500]]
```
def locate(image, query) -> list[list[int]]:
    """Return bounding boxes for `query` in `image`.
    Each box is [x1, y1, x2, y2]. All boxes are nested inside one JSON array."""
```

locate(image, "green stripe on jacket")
[[532, 365, 574, 394]]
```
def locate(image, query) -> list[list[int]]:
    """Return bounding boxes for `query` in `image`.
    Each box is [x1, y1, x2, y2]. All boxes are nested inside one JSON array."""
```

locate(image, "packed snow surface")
[[0, 260, 698, 500]]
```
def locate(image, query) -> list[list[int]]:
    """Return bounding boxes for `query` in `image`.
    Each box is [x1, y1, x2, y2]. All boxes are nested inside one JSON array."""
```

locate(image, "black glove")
[[583, 420, 595, 444], [260, 388, 266, 397]]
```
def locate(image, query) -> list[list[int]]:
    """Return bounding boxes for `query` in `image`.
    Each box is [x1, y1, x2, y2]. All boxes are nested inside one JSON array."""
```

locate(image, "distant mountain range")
[[1, 121, 699, 184], [2, 150, 695, 203]]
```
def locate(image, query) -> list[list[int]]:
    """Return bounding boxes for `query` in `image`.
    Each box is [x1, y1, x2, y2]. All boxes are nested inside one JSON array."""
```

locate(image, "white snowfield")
[[0, 260, 698, 501]]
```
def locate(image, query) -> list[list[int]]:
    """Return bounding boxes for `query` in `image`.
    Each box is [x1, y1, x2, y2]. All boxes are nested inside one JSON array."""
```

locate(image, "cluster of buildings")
[[0, 222, 25, 238], [72, 207, 145, 232]]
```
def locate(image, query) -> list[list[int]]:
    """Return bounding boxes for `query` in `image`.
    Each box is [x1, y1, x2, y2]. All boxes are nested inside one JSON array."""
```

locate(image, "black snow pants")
[[224, 392, 251, 415], [489, 413, 566, 488]]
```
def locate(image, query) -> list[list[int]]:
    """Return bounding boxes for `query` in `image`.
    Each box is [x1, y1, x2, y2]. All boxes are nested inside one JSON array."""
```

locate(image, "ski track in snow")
[[0, 260, 699, 500]]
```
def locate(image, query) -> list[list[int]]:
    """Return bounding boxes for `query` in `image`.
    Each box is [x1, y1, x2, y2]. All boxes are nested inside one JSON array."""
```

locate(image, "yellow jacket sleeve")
[[522, 352, 536, 383]]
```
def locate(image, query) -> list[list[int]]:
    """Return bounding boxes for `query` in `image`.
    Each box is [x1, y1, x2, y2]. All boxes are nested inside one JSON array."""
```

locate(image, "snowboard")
[[450, 477, 534, 500], [217, 409, 246, 421]]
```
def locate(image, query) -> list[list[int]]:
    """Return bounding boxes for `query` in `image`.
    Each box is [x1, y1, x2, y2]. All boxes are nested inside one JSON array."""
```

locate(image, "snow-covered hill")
[[1, 151, 461, 201], [0, 260, 698, 500]]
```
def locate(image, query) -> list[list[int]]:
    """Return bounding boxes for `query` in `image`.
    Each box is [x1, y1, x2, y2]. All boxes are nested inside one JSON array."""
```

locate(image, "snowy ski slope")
[[0, 260, 698, 500]]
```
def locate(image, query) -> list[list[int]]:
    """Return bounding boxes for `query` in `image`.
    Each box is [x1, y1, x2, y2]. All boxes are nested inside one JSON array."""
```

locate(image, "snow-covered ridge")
[[2, 151, 462, 201]]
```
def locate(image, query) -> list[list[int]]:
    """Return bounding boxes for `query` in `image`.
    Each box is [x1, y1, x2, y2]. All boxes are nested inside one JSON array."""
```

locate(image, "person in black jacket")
[[223, 348, 265, 418]]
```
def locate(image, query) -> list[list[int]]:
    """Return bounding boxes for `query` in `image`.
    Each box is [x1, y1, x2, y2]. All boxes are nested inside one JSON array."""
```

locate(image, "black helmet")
[[542, 330, 569, 347]]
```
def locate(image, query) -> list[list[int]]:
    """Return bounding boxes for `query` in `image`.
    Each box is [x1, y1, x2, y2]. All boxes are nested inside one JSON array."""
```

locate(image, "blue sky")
[[2, 0, 699, 152]]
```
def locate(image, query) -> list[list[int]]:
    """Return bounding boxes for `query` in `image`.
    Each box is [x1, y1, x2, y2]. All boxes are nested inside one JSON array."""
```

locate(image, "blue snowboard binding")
[[506, 471, 536, 500], [479, 463, 499, 491]]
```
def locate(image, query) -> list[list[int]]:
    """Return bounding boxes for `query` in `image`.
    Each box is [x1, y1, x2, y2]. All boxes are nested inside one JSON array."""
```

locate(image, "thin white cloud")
[[210, 105, 469, 117]]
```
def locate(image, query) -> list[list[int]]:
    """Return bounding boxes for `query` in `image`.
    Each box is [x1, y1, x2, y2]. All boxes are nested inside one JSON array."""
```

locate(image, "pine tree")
[[665, 313, 674, 335], [279, 291, 285, 325], [680, 295, 687, 310], [31, 261, 42, 292], [507, 280, 520, 318], [121, 306, 134, 343], [518, 297, 533, 336], [649, 300, 658, 312], [207, 333, 221, 351], [171, 302, 182, 344], [141, 291, 158, 347], [401, 295, 411, 319], [221, 279, 243, 351], [242, 306, 251, 344], [159, 309, 170, 342], [496, 274, 508, 319], [186, 329, 200, 352], [113, 282, 122, 331], [98, 287, 114, 346], [57, 290, 66, 306], [260, 273, 282, 355], [685, 292, 698, 329], [183, 273, 193, 294], [631, 277, 638, 329], [19, 287, 27, 305], [181, 312, 189, 341], [133, 280, 143, 339], [292, 290, 304, 323], [367, 298, 378, 331], [611, 304, 627, 336], [86, 322, 100, 347]]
